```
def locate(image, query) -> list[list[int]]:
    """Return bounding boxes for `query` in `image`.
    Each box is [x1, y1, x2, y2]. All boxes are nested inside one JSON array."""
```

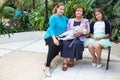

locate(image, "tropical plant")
[[0, 20, 17, 37], [111, 0, 120, 41], [111, 26, 120, 40], [29, 1, 53, 31], [64, 0, 96, 19], [17, 13, 33, 31], [0, 0, 9, 21], [0, 0, 16, 36], [29, 7, 46, 31], [2, 6, 15, 19]]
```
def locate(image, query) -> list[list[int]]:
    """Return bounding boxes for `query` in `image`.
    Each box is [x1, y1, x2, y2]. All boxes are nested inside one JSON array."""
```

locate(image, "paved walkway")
[[0, 31, 120, 80]]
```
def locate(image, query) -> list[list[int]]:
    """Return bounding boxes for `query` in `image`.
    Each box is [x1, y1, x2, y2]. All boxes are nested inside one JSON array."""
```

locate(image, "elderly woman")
[[61, 6, 90, 71]]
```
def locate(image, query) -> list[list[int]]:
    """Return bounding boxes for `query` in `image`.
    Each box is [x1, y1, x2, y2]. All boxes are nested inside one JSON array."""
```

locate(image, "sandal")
[[62, 63, 68, 71], [68, 59, 74, 67]]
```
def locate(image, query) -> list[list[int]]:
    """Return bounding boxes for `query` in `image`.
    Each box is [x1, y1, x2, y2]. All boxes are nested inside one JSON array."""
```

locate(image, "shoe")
[[97, 64, 102, 68], [43, 68, 51, 77], [62, 63, 68, 71], [91, 63, 97, 67], [43, 70, 51, 77], [68, 59, 74, 67]]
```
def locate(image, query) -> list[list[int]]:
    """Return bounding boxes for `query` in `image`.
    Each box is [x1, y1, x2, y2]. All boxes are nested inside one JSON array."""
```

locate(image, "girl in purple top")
[[61, 6, 90, 71]]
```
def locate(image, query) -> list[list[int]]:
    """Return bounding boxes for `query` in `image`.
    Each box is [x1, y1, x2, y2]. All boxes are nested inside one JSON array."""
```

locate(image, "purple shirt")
[[66, 18, 90, 41]]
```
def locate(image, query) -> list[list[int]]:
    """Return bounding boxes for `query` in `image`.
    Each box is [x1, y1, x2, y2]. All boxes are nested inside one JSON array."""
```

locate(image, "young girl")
[[44, 2, 68, 77], [84, 8, 112, 68]]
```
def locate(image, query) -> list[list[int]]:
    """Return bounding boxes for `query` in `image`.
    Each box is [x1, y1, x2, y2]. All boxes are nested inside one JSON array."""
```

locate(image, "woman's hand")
[[52, 36, 59, 46], [53, 39, 60, 46], [81, 23, 86, 28], [74, 30, 83, 37]]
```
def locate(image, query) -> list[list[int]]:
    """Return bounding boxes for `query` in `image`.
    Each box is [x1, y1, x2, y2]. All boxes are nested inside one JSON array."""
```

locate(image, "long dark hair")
[[52, 2, 65, 14]]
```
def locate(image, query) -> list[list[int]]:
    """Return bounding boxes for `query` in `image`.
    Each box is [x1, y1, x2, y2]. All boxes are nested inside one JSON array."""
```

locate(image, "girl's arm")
[[97, 34, 110, 40]]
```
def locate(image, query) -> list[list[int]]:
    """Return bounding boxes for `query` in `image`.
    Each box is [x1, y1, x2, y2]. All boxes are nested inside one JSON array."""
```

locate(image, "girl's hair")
[[93, 8, 106, 21], [52, 2, 65, 14], [73, 6, 85, 17]]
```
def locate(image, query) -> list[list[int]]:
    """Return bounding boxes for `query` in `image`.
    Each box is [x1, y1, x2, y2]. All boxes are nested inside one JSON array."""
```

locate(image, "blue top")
[[15, 10, 24, 15], [13, 10, 24, 20], [44, 14, 68, 39]]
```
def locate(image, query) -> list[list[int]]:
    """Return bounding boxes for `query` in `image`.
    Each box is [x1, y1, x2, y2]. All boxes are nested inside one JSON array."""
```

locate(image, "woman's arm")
[[49, 15, 60, 46], [74, 19, 90, 37], [100, 34, 110, 39], [74, 30, 84, 37], [74, 29, 90, 37], [49, 16, 56, 36], [52, 36, 60, 46]]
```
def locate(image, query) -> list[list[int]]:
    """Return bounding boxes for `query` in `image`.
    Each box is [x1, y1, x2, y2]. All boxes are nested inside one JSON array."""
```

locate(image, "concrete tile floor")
[[0, 51, 45, 80], [0, 39, 120, 80]]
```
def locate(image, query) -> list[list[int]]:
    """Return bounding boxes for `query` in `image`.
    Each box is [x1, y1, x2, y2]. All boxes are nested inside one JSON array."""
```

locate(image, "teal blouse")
[[44, 14, 68, 39]]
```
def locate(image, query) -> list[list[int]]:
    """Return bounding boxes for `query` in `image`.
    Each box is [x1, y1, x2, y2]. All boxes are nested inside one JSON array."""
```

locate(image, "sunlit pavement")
[[0, 31, 120, 80]]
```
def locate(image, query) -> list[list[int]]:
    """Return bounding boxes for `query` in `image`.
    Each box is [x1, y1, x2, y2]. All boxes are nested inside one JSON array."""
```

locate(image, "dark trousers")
[[45, 37, 63, 67]]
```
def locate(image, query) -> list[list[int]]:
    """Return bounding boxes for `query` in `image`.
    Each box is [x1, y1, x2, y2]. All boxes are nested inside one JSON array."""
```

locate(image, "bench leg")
[[106, 47, 111, 70]]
